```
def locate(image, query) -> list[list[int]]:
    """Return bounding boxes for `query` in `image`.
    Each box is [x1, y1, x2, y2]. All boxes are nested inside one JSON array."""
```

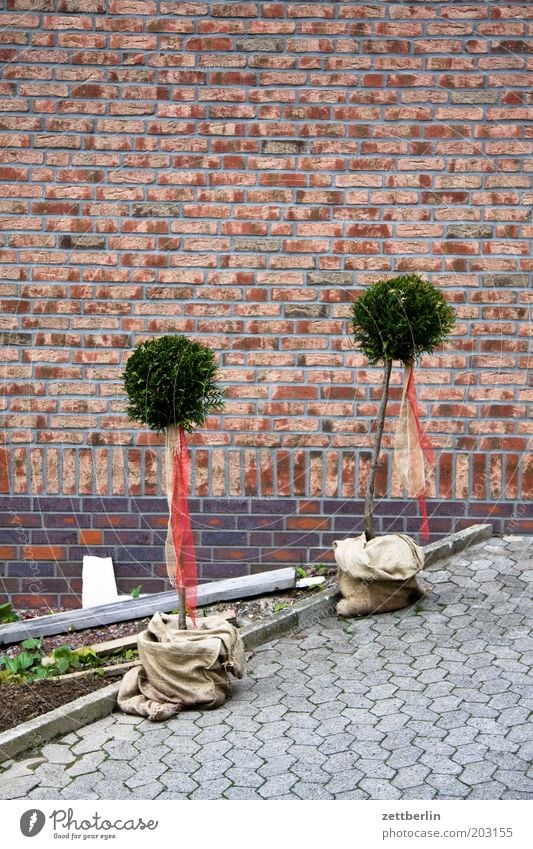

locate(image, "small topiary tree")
[[351, 274, 456, 540], [124, 335, 223, 434], [123, 335, 224, 628]]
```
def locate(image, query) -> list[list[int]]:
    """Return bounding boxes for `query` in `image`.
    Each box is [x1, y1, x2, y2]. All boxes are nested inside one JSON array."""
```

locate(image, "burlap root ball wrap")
[[118, 612, 246, 722]]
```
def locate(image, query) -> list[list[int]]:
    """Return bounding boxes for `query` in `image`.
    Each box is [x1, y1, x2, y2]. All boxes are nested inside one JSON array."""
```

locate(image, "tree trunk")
[[364, 358, 393, 541], [178, 582, 187, 630]]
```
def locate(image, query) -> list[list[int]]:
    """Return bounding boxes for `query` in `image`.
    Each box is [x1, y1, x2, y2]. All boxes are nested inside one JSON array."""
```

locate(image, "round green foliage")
[[350, 274, 456, 365], [123, 335, 224, 432]]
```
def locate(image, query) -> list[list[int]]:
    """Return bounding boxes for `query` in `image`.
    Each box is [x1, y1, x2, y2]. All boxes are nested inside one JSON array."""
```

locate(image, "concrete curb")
[[0, 522, 492, 763], [0, 681, 119, 763], [423, 522, 493, 567], [242, 586, 341, 650]]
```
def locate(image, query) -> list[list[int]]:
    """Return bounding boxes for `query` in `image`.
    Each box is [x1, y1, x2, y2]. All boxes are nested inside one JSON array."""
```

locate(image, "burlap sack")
[[117, 612, 246, 722], [333, 533, 424, 582]]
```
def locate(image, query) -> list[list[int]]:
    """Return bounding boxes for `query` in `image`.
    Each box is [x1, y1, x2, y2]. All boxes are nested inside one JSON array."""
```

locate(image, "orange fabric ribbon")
[[393, 361, 435, 540], [165, 425, 197, 625]]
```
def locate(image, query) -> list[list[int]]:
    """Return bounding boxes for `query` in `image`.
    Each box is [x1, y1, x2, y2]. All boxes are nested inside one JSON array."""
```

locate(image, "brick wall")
[[0, 1, 531, 606]]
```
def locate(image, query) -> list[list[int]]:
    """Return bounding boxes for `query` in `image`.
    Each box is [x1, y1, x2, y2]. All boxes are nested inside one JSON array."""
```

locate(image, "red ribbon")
[[169, 426, 197, 626], [405, 365, 435, 541]]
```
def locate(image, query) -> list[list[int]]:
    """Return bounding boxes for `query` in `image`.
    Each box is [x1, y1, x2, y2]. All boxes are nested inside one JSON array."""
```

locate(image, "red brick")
[[79, 529, 103, 545], [12, 594, 58, 609], [23, 545, 65, 561]]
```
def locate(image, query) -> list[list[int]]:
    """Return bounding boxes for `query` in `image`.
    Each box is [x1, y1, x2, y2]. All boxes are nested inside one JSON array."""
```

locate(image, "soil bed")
[[0, 572, 336, 734], [0, 676, 111, 734]]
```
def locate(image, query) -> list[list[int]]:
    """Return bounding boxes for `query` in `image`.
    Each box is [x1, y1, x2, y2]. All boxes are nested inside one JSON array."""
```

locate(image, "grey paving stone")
[[32, 763, 72, 789], [258, 773, 298, 798], [67, 751, 106, 777], [193, 726, 232, 745], [152, 791, 189, 800], [71, 732, 114, 756], [189, 778, 232, 800], [392, 764, 431, 789], [504, 725, 533, 744], [293, 781, 334, 800], [102, 741, 140, 761], [498, 707, 531, 727], [193, 739, 232, 762], [255, 720, 291, 741], [223, 787, 263, 800], [191, 757, 233, 783], [386, 746, 423, 769], [459, 761, 497, 784], [444, 727, 479, 746], [379, 730, 417, 751], [255, 738, 293, 759], [128, 726, 173, 745], [56, 774, 102, 799], [39, 744, 75, 765], [287, 743, 328, 766], [451, 743, 487, 765], [290, 761, 331, 783], [325, 769, 364, 794], [159, 772, 198, 795], [477, 734, 519, 753], [285, 725, 324, 748], [351, 740, 389, 760], [358, 779, 401, 799], [501, 791, 533, 800], [61, 732, 81, 744], [373, 713, 409, 733], [224, 766, 264, 788], [346, 722, 387, 741], [355, 759, 396, 779], [0, 775, 41, 799], [333, 789, 370, 799], [0, 756, 45, 780], [113, 714, 141, 725], [160, 752, 198, 774], [111, 724, 143, 742], [193, 707, 231, 727], [98, 760, 135, 781], [225, 748, 264, 769], [126, 765, 168, 787], [468, 781, 506, 800], [318, 732, 355, 755], [428, 774, 470, 797], [257, 754, 296, 778], [91, 781, 133, 799], [129, 781, 165, 799], [400, 784, 437, 799], [492, 770, 533, 793], [420, 754, 462, 775], [29, 786, 71, 799]]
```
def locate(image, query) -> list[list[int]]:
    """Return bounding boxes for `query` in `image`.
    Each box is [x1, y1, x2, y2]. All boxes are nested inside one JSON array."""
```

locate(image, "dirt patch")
[[0, 573, 337, 733], [0, 676, 111, 734]]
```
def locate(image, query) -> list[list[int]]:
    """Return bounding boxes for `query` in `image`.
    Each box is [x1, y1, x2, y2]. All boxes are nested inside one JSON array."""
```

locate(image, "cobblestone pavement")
[[1, 537, 532, 800]]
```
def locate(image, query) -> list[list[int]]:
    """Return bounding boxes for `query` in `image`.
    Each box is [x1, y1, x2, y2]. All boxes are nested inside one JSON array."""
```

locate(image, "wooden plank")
[[89, 634, 139, 656], [50, 660, 140, 682], [0, 569, 295, 646]]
